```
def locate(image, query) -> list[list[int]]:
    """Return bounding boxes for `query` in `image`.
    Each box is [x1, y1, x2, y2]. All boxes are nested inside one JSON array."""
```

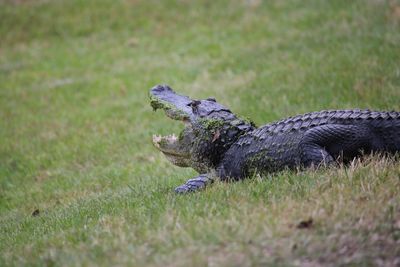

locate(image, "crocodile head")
[[150, 85, 255, 173]]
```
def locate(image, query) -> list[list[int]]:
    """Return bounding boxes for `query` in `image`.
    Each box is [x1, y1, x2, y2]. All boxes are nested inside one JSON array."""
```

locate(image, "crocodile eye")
[[206, 97, 216, 102], [189, 100, 201, 107]]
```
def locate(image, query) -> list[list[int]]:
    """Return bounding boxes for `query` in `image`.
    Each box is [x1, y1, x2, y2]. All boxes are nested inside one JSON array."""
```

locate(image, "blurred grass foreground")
[[1, 0, 400, 266]]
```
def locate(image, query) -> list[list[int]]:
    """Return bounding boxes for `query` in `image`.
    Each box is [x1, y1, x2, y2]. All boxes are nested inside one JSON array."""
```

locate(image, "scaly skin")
[[150, 85, 400, 193], [218, 110, 400, 180]]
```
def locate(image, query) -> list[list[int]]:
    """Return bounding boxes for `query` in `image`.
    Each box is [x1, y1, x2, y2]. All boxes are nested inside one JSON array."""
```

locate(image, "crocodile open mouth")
[[150, 84, 193, 161], [152, 130, 191, 167], [151, 116, 191, 152]]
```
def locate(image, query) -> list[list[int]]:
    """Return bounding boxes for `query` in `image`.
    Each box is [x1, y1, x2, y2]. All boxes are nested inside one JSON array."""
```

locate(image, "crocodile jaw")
[[152, 134, 178, 154], [152, 133, 191, 167], [149, 85, 193, 121]]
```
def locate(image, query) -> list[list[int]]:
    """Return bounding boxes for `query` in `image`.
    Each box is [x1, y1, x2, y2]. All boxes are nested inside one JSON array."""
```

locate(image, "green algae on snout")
[[149, 93, 190, 120]]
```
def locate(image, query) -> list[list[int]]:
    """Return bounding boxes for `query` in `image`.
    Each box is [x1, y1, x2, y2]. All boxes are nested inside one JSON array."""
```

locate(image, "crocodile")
[[150, 85, 400, 193]]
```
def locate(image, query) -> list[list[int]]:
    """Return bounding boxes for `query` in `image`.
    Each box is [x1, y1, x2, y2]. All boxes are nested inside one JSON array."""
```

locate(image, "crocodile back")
[[252, 109, 400, 136], [247, 109, 400, 153]]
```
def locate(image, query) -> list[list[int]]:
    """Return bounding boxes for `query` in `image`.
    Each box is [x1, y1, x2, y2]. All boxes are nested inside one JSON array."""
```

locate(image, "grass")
[[1, 0, 400, 266]]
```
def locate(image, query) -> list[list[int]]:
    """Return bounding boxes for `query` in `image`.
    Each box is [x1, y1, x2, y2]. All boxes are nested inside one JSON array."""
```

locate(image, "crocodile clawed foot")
[[174, 184, 194, 194], [174, 174, 213, 194]]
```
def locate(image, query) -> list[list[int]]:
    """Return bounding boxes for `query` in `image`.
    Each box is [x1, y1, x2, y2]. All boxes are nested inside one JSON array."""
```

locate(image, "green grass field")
[[1, 0, 400, 266]]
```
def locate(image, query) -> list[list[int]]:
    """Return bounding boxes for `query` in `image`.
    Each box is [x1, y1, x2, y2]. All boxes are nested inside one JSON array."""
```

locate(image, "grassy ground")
[[1, 0, 400, 266]]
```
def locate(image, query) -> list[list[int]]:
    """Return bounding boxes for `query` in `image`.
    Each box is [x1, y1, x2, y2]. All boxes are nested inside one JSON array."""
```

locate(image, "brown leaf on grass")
[[32, 209, 40, 217], [126, 37, 139, 47], [388, 1, 400, 22], [297, 218, 313, 229], [393, 6, 400, 18]]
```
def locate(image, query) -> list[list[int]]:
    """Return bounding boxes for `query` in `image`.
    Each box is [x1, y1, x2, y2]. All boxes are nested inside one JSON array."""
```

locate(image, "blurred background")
[[1, 0, 400, 266]]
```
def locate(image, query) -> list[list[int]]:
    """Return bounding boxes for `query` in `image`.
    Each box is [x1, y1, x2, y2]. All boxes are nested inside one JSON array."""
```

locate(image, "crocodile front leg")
[[175, 174, 214, 193]]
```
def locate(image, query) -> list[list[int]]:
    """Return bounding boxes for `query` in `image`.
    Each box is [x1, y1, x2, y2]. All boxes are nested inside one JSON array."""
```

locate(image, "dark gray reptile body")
[[150, 85, 400, 193], [218, 110, 400, 180]]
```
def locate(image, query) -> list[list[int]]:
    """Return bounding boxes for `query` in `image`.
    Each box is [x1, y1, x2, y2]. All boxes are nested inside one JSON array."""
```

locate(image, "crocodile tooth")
[[171, 134, 177, 141], [152, 134, 162, 143]]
